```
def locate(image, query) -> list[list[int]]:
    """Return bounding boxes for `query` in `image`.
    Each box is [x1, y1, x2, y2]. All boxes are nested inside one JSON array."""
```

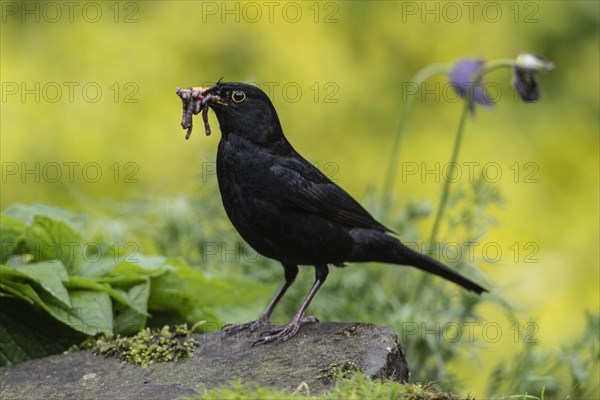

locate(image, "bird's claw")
[[222, 316, 270, 336], [252, 315, 318, 346]]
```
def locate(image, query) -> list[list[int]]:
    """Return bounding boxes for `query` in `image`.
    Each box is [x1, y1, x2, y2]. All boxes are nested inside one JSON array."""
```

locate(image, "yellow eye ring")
[[231, 91, 246, 103]]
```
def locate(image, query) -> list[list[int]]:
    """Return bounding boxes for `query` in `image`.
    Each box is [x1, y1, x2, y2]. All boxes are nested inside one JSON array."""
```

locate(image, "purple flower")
[[513, 53, 554, 102], [449, 59, 494, 112]]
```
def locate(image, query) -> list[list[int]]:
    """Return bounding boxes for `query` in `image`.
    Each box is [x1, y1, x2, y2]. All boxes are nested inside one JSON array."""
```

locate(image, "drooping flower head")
[[513, 53, 555, 102], [449, 59, 494, 112]]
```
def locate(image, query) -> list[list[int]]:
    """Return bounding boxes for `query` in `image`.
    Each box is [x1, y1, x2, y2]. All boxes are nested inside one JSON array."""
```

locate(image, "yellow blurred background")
[[1, 1, 598, 395]]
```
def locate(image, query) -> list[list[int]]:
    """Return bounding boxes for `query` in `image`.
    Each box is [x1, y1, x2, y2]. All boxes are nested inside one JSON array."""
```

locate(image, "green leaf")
[[25, 215, 85, 274], [66, 275, 150, 316], [0, 290, 17, 299], [127, 282, 150, 313], [0, 299, 86, 367], [2, 203, 87, 231], [114, 254, 168, 272], [0, 214, 26, 263], [12, 262, 71, 307], [98, 259, 169, 287], [77, 257, 121, 277], [148, 257, 223, 326], [0, 279, 111, 335], [114, 281, 150, 335], [66, 290, 113, 335], [0, 281, 36, 304], [0, 264, 29, 282]]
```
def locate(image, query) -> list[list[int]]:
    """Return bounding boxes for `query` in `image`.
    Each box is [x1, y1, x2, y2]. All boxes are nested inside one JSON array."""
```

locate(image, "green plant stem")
[[428, 59, 515, 249], [427, 98, 471, 252], [411, 58, 515, 298], [381, 64, 450, 218]]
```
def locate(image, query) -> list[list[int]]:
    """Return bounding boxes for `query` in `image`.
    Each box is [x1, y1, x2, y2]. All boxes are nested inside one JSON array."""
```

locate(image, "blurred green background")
[[1, 0, 598, 396]]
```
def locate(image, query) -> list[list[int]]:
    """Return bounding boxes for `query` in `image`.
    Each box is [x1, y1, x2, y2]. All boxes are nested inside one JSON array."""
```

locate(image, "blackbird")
[[176, 81, 487, 345]]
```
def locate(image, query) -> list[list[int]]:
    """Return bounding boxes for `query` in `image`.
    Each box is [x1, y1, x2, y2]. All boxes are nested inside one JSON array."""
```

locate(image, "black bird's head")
[[202, 82, 286, 146]]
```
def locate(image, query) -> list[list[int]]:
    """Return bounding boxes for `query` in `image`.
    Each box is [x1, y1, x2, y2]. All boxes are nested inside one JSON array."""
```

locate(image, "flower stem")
[[411, 58, 515, 298], [381, 64, 451, 218], [479, 59, 515, 75], [428, 59, 515, 249], [408, 99, 470, 301], [428, 98, 470, 251]]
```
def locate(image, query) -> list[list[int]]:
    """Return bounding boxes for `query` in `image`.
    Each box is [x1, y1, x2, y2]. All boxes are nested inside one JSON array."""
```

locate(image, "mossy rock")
[[0, 322, 408, 399]]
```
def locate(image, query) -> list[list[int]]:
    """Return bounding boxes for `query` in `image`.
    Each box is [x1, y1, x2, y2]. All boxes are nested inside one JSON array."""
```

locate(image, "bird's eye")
[[231, 91, 246, 103]]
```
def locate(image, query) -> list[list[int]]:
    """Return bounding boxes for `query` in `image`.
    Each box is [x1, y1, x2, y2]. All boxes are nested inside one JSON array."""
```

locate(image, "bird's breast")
[[214, 135, 354, 265], [216, 137, 285, 250]]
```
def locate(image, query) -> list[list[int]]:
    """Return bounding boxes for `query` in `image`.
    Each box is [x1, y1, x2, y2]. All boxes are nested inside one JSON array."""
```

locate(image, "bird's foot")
[[252, 315, 318, 346], [222, 315, 270, 336]]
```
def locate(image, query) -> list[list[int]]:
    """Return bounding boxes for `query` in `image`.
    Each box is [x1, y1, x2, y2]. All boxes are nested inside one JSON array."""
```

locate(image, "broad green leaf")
[[0, 280, 111, 335], [0, 264, 29, 281], [41, 289, 113, 335], [14, 261, 71, 307], [25, 215, 85, 274], [100, 259, 169, 287], [112, 254, 167, 273], [66, 276, 149, 316], [74, 256, 166, 285], [0, 291, 17, 299], [0, 282, 36, 305], [0, 300, 86, 367], [114, 282, 150, 335], [126, 281, 150, 312], [2, 203, 87, 231], [77, 257, 121, 277], [148, 257, 224, 325], [64, 290, 113, 335], [0, 214, 26, 263]]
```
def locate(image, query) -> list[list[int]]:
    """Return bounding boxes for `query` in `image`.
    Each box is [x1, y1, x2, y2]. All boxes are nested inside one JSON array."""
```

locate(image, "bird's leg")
[[223, 264, 298, 335], [253, 264, 329, 346]]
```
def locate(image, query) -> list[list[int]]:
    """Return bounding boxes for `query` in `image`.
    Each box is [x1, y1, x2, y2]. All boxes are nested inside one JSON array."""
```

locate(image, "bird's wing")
[[270, 156, 392, 232]]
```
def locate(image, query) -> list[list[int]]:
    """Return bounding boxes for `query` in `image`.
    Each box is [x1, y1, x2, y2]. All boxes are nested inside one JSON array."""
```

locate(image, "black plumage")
[[177, 82, 487, 344]]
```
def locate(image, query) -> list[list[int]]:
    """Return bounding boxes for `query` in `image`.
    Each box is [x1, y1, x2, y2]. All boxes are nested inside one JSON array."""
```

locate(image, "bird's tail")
[[397, 243, 487, 294], [349, 229, 487, 294]]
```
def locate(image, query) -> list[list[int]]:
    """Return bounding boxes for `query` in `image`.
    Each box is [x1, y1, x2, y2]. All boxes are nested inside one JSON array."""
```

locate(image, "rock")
[[0, 322, 408, 399]]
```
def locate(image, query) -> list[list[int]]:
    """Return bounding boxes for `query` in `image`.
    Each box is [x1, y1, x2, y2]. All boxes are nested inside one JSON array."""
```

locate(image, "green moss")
[[73, 324, 197, 368], [318, 360, 362, 383], [194, 373, 469, 400]]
